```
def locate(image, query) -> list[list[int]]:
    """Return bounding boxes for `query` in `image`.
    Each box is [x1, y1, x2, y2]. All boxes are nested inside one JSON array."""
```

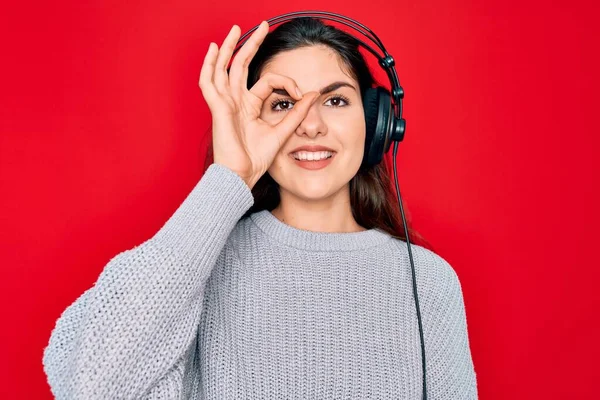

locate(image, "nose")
[[294, 101, 327, 138]]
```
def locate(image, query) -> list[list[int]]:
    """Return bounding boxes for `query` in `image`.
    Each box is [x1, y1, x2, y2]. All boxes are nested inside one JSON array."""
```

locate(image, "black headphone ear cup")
[[362, 87, 380, 166], [362, 86, 392, 167]]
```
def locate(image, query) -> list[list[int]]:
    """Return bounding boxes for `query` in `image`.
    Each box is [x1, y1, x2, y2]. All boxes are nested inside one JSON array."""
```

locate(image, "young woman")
[[43, 16, 478, 399]]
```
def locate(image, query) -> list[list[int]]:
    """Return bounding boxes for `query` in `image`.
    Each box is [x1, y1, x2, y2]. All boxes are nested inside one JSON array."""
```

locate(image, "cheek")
[[338, 117, 366, 157], [266, 153, 288, 182]]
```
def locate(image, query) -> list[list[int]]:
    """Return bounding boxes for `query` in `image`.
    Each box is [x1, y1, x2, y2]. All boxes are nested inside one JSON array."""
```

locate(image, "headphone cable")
[[392, 140, 427, 400]]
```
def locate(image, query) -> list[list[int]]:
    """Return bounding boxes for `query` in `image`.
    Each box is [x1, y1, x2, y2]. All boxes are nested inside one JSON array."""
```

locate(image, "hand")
[[198, 21, 320, 189]]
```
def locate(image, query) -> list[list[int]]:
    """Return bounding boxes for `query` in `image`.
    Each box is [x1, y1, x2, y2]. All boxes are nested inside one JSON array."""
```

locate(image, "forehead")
[[260, 45, 356, 90]]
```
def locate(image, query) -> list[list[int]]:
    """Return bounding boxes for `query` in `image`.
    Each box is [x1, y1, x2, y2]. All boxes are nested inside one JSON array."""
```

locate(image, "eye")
[[325, 94, 350, 108], [269, 94, 351, 112], [270, 99, 294, 112]]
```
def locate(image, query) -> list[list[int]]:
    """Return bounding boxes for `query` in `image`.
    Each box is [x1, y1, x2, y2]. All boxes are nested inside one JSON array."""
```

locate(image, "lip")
[[289, 145, 336, 154]]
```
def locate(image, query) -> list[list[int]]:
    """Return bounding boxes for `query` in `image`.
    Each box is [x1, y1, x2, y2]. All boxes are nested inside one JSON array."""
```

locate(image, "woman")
[[43, 16, 478, 399]]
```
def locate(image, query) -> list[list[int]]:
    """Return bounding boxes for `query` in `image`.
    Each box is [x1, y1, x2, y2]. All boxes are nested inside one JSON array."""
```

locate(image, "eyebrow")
[[272, 81, 356, 97]]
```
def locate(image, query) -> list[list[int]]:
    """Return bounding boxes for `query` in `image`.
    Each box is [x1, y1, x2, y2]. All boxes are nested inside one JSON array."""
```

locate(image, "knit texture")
[[42, 163, 478, 399]]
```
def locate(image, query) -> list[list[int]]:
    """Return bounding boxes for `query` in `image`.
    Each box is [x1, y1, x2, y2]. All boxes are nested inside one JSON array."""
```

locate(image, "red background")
[[1, 1, 598, 399]]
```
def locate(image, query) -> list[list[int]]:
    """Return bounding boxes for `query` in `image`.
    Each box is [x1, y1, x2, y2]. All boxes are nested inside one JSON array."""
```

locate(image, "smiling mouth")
[[289, 150, 336, 161]]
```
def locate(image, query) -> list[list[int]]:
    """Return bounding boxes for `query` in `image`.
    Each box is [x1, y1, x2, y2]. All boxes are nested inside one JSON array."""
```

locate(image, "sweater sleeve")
[[42, 163, 254, 400], [422, 253, 479, 399]]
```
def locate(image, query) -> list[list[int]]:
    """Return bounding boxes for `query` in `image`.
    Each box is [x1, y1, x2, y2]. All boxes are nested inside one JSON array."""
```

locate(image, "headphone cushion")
[[362, 87, 380, 165]]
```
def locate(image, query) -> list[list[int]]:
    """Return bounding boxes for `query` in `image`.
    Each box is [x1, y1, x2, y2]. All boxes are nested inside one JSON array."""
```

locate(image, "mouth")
[[288, 150, 337, 171], [289, 150, 336, 161]]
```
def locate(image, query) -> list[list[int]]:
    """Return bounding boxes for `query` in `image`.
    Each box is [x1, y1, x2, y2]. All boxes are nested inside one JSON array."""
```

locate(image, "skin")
[[258, 45, 368, 233]]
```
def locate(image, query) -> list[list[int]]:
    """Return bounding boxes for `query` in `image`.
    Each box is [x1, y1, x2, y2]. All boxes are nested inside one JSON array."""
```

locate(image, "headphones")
[[230, 10, 427, 399]]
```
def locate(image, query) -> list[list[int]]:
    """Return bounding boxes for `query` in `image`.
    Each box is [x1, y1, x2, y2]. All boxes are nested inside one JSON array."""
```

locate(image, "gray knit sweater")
[[42, 163, 478, 399]]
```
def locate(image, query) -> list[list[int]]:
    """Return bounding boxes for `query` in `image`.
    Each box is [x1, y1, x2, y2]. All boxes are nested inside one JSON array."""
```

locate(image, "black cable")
[[392, 140, 427, 399]]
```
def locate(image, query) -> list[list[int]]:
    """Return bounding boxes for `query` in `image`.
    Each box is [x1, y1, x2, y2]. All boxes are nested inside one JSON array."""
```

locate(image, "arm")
[[422, 253, 479, 399], [42, 163, 253, 399]]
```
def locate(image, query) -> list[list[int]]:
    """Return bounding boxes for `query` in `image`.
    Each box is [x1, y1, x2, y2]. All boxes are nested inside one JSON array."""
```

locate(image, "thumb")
[[271, 91, 320, 143]]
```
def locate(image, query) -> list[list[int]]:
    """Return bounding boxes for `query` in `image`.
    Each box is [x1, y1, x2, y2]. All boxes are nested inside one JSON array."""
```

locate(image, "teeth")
[[292, 151, 334, 161]]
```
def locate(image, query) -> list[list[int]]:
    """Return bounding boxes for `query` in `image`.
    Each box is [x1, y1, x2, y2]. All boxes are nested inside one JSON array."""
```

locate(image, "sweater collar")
[[249, 210, 391, 252]]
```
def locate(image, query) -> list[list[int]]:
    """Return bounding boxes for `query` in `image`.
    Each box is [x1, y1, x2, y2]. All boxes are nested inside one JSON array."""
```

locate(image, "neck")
[[271, 186, 366, 233]]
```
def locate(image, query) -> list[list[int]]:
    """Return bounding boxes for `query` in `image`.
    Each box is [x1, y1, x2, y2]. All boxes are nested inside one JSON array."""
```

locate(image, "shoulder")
[[227, 214, 256, 244], [387, 237, 464, 304], [218, 213, 262, 260]]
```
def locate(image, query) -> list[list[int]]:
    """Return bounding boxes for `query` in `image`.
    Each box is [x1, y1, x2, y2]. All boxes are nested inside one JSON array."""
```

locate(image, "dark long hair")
[[202, 17, 430, 248]]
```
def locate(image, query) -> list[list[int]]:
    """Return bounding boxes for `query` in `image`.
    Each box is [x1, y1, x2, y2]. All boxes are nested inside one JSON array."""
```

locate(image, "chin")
[[279, 175, 346, 202], [293, 186, 335, 201]]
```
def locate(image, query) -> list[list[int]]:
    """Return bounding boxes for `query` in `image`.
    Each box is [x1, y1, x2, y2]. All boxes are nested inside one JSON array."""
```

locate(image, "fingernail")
[[295, 87, 302, 98]]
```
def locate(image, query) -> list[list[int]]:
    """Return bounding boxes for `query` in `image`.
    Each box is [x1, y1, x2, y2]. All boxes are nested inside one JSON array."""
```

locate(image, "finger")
[[248, 72, 303, 110], [272, 91, 320, 143], [229, 21, 270, 98], [213, 25, 241, 93], [199, 42, 219, 105]]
